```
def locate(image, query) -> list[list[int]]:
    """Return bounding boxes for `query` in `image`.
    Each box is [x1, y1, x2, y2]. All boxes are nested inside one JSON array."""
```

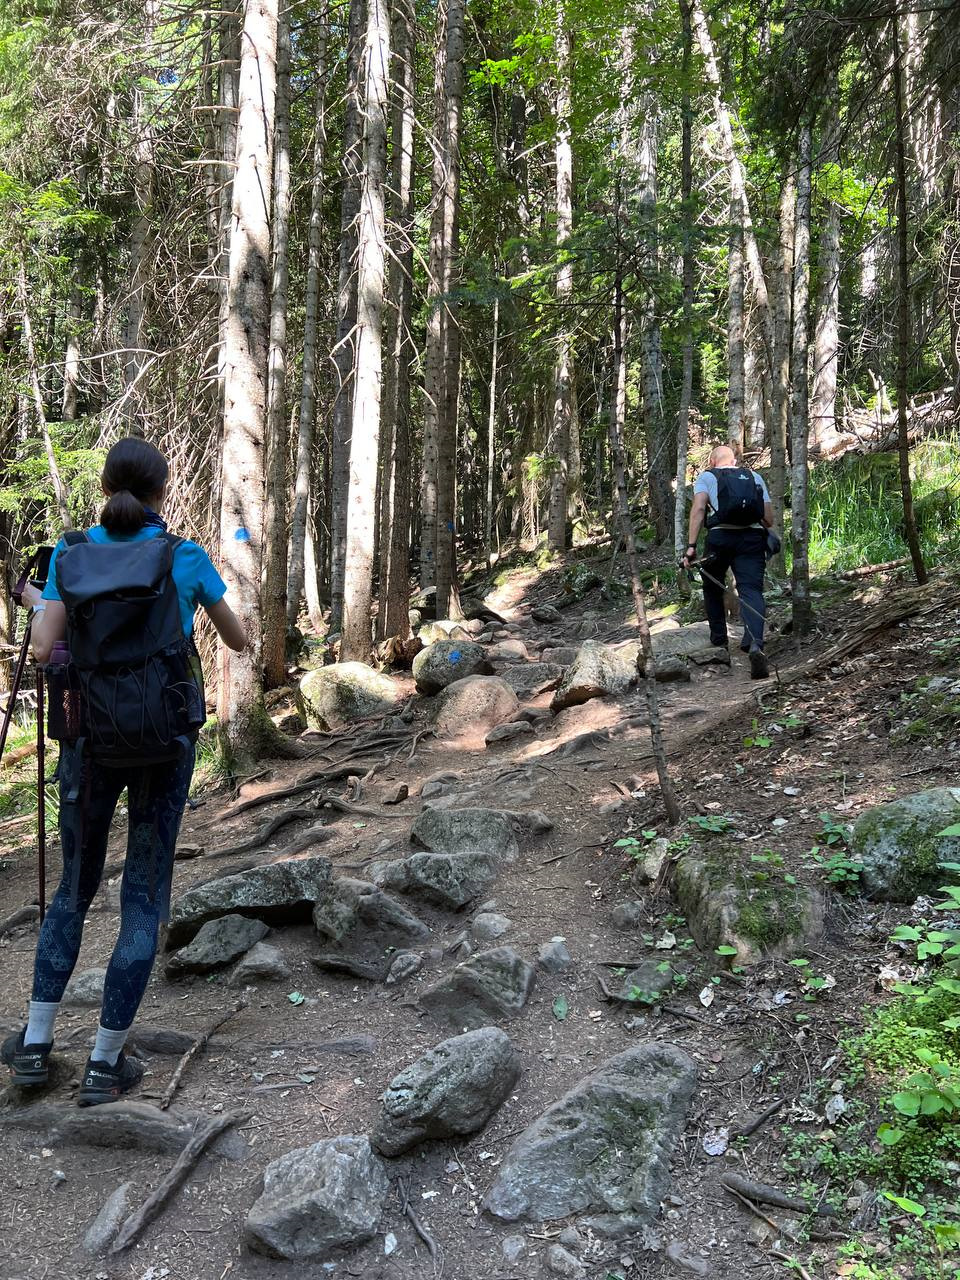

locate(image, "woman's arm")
[[205, 597, 248, 652], [21, 584, 66, 665]]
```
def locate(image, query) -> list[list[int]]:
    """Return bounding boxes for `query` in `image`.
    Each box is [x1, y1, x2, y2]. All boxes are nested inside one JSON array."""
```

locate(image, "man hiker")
[[681, 444, 775, 679]]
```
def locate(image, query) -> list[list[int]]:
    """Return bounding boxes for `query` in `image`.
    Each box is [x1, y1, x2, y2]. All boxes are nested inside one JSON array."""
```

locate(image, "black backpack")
[[47, 531, 205, 764], [706, 467, 766, 528]]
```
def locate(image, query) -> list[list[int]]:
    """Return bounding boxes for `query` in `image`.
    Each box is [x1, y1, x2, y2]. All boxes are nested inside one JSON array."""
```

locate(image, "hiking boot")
[[77, 1053, 144, 1107], [749, 649, 770, 680], [1, 1028, 52, 1087]]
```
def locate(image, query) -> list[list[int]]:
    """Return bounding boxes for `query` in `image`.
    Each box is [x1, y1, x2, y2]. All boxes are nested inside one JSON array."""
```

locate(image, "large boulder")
[[245, 1135, 389, 1260], [483, 1043, 696, 1228], [551, 642, 634, 712], [413, 640, 493, 695], [499, 662, 564, 697], [419, 947, 535, 1030], [433, 675, 520, 739], [370, 850, 499, 909], [168, 856, 331, 947], [649, 623, 723, 663], [852, 788, 960, 901], [411, 805, 521, 861], [165, 914, 268, 978], [673, 849, 822, 964], [312, 878, 430, 979], [372, 1027, 521, 1156], [298, 663, 399, 731]]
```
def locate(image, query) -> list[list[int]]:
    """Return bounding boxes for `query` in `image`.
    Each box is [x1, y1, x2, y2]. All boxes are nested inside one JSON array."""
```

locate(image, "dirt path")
[[0, 557, 954, 1280]]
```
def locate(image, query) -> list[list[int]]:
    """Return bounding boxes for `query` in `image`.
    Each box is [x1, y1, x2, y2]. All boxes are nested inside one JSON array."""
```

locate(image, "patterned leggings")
[[32, 742, 195, 1030]]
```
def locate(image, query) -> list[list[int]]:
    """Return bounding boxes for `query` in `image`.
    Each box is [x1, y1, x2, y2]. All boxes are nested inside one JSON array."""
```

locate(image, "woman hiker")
[[2, 438, 246, 1105]]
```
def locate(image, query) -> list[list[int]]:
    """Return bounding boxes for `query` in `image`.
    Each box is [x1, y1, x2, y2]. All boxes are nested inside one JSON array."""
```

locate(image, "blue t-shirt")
[[42, 526, 226, 639], [694, 467, 770, 528]]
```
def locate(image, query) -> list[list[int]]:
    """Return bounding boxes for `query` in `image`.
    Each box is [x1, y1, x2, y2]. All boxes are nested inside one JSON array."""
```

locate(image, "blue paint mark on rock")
[[448, 649, 462, 663]]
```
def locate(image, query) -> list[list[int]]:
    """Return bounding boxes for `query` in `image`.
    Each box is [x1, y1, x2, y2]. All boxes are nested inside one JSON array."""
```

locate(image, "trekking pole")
[[681, 558, 770, 633], [0, 623, 32, 761], [35, 666, 46, 923]]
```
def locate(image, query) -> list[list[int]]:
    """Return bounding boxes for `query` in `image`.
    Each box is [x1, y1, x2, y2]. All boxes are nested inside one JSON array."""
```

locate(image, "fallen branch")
[[0, 741, 37, 770], [769, 1250, 815, 1280], [720, 1172, 840, 1218], [733, 1098, 785, 1138], [0, 903, 40, 937], [160, 1001, 245, 1110], [110, 1109, 249, 1252], [838, 557, 910, 579], [398, 1176, 442, 1274], [221, 763, 381, 819], [722, 1180, 787, 1238]]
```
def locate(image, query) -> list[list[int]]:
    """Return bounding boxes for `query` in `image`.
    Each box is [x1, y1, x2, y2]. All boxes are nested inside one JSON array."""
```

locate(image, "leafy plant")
[[743, 717, 772, 749], [690, 814, 731, 834], [807, 844, 861, 892]]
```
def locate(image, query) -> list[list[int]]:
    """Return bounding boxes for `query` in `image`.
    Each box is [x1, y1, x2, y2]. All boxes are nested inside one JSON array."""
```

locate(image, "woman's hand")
[[20, 583, 43, 609]]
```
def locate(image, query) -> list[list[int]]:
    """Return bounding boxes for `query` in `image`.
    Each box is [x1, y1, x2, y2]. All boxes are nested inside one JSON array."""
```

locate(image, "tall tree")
[[810, 99, 840, 450], [674, 0, 695, 561], [217, 0, 278, 758], [789, 123, 813, 637], [340, 0, 391, 661]]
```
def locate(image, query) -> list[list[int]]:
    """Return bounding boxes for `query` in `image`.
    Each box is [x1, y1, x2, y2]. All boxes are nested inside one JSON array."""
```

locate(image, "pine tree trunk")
[[262, 10, 292, 689], [217, 0, 278, 759], [485, 295, 500, 568], [61, 289, 81, 422], [810, 100, 840, 453], [891, 17, 927, 585], [215, 2, 242, 399], [340, 0, 391, 662], [328, 0, 365, 632], [287, 20, 329, 630], [378, 0, 416, 641], [433, 0, 465, 620], [789, 124, 813, 636], [769, 167, 794, 572], [727, 214, 746, 444], [547, 4, 575, 551], [674, 0, 695, 562], [123, 0, 158, 427]]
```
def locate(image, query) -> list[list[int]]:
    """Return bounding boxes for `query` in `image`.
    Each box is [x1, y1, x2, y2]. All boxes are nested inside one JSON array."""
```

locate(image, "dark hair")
[[100, 438, 169, 534]]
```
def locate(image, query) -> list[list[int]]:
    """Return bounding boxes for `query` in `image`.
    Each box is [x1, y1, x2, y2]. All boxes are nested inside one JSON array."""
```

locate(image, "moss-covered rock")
[[673, 846, 822, 964], [851, 788, 960, 901], [298, 662, 399, 730]]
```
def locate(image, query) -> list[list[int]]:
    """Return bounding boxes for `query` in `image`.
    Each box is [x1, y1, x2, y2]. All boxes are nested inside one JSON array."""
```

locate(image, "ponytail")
[[100, 438, 169, 534]]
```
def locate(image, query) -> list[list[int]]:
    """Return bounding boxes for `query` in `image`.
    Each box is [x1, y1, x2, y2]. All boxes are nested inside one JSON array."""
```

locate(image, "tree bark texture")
[[378, 0, 416, 641], [769, 166, 794, 572], [217, 0, 278, 757], [727, 214, 745, 444], [340, 0, 391, 662], [328, 0, 365, 632], [287, 17, 329, 629], [485, 295, 500, 568], [810, 99, 840, 451], [263, 9, 292, 689], [789, 124, 813, 636], [674, 0, 695, 561]]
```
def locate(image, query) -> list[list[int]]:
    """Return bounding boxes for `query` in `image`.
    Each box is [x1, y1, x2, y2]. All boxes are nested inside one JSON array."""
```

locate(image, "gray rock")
[[420, 769, 462, 799], [371, 850, 499, 909], [531, 605, 564, 624], [472, 912, 512, 943], [649, 623, 716, 660], [485, 720, 535, 745], [83, 1181, 134, 1256], [434, 676, 520, 739], [63, 967, 106, 1008], [665, 1242, 710, 1276], [166, 914, 268, 978], [499, 663, 565, 697], [852, 788, 960, 901], [673, 850, 823, 963], [489, 638, 530, 662], [547, 1244, 586, 1277], [168, 856, 331, 947], [558, 1226, 582, 1248], [514, 707, 554, 725], [413, 640, 493, 695], [412, 806, 521, 862], [615, 959, 674, 1004], [483, 1042, 697, 1225], [385, 951, 424, 984], [611, 902, 644, 931], [537, 939, 572, 973], [419, 619, 474, 645], [502, 1234, 527, 1263], [551, 642, 634, 711], [312, 879, 431, 980], [653, 656, 691, 683], [541, 646, 577, 665], [298, 662, 399, 731], [420, 947, 536, 1030], [245, 1134, 389, 1260], [371, 1027, 521, 1156], [230, 941, 290, 985]]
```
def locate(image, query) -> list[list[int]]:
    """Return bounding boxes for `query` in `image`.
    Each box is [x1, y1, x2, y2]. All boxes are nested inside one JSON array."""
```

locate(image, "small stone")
[[166, 915, 268, 978], [599, 798, 624, 816], [546, 1243, 586, 1277], [174, 843, 204, 861], [83, 1182, 133, 1255], [471, 912, 512, 944], [537, 940, 572, 973], [230, 941, 290, 985], [611, 902, 643, 931], [501, 1234, 527, 1263], [485, 721, 535, 746], [558, 1226, 582, 1248], [653, 656, 691, 683], [385, 952, 424, 985], [419, 947, 535, 1030], [382, 783, 409, 805], [531, 605, 563, 624], [665, 1242, 709, 1276], [62, 968, 106, 1008]]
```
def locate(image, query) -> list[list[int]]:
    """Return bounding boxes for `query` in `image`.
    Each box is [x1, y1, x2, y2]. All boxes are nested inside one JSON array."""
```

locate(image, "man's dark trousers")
[[701, 528, 766, 650]]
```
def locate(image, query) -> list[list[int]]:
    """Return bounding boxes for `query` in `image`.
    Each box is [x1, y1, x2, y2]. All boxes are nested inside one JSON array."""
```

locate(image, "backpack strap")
[[63, 530, 89, 547]]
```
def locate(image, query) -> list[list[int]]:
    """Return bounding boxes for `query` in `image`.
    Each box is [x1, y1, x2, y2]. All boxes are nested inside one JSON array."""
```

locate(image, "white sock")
[[24, 1000, 59, 1047], [92, 1024, 129, 1067]]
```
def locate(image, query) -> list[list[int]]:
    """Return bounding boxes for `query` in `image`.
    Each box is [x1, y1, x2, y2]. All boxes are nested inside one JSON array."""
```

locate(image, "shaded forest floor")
[[0, 542, 957, 1280]]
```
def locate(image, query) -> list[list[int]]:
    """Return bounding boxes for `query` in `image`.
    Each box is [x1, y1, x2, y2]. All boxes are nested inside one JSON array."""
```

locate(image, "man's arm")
[[763, 500, 774, 529], [681, 492, 709, 566]]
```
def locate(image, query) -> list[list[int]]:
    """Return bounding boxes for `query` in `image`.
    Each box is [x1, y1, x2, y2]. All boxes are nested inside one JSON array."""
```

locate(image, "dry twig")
[[160, 1001, 245, 1110]]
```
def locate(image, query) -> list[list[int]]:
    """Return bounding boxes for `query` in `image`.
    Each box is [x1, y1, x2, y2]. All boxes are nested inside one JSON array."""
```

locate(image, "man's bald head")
[[708, 445, 738, 468]]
